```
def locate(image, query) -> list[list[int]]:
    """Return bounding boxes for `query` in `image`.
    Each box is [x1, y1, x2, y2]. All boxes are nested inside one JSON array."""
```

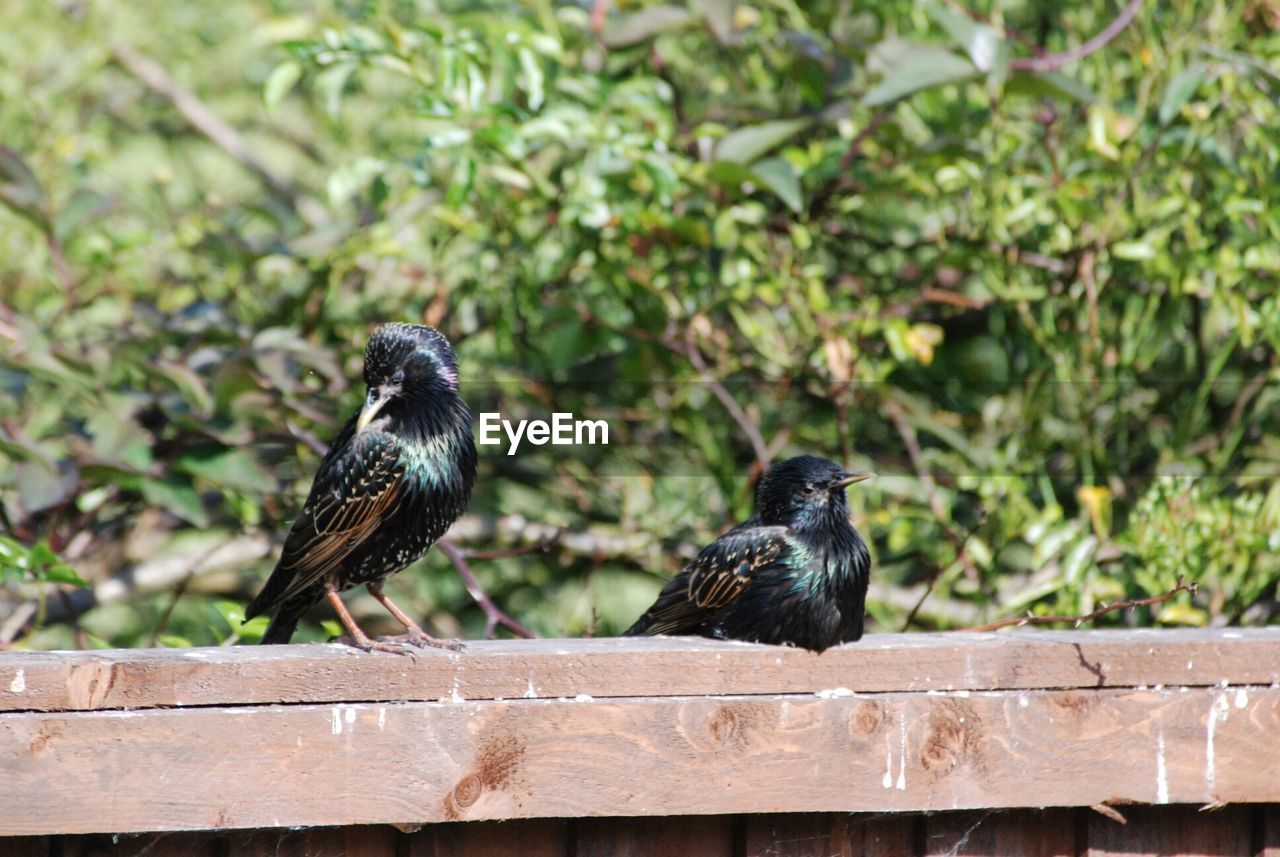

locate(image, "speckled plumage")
[[623, 455, 872, 652], [245, 323, 476, 648]]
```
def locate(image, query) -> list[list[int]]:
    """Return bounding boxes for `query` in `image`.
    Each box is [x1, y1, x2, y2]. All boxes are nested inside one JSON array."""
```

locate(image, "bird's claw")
[[386, 629, 465, 652]]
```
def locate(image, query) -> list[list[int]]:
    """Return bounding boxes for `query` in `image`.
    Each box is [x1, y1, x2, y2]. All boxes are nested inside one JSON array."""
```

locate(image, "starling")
[[624, 455, 873, 652], [244, 323, 477, 652]]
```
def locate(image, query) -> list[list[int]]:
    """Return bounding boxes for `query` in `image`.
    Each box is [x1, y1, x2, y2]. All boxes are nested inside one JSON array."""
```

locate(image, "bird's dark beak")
[[355, 386, 389, 434], [832, 471, 874, 489]]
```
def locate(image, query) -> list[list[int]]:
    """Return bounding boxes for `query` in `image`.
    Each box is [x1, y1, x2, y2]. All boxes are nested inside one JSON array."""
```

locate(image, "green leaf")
[[315, 61, 357, 117], [927, 2, 1003, 72], [139, 477, 210, 528], [1159, 66, 1205, 125], [695, 0, 737, 45], [715, 118, 811, 165], [601, 6, 693, 48], [1004, 70, 1097, 103], [263, 60, 303, 108], [1112, 240, 1157, 261], [750, 158, 803, 213], [0, 144, 49, 230], [177, 448, 276, 495], [862, 45, 977, 106], [43, 563, 89, 587], [327, 157, 387, 208]]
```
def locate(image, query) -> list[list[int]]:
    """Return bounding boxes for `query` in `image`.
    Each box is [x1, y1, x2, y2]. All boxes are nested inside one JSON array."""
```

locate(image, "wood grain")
[[923, 809, 1077, 856], [3, 686, 1277, 836], [743, 813, 918, 857], [2, 628, 1276, 713], [404, 818, 568, 857], [1083, 804, 1253, 856], [575, 815, 733, 857]]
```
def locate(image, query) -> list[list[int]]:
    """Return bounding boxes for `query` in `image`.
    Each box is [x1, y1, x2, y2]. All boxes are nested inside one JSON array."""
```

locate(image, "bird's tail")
[[259, 608, 303, 645], [256, 593, 319, 645]]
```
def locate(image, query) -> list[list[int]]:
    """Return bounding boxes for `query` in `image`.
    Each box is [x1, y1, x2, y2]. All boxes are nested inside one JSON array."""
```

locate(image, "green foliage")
[[1, 0, 1277, 648]]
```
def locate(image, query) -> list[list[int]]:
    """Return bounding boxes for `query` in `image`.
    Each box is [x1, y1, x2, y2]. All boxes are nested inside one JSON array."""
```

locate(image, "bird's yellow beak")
[[355, 387, 388, 434], [834, 471, 874, 488]]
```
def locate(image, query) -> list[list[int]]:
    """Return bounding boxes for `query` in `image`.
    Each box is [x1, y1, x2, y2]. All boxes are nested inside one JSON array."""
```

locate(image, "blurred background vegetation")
[[2, 0, 1277, 649]]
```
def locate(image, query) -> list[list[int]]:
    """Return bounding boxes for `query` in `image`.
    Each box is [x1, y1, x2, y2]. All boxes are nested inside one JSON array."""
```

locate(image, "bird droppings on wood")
[[8, 670, 23, 693]]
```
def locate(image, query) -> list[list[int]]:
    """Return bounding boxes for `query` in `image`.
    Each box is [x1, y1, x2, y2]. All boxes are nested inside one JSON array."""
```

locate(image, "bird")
[[244, 322, 477, 653], [623, 455, 873, 652]]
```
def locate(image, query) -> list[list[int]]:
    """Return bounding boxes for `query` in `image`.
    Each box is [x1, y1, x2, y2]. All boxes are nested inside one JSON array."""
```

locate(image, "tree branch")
[[112, 44, 299, 211], [963, 577, 1197, 632], [1008, 0, 1144, 73], [436, 539, 537, 640]]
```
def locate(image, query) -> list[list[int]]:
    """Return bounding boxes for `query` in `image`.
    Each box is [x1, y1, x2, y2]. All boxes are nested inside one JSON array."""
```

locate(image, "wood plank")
[[2, 629, 1276, 713], [404, 818, 567, 857], [3, 686, 1277, 836], [575, 815, 733, 857], [1083, 804, 1253, 856], [743, 813, 919, 857], [923, 808, 1076, 856], [1259, 804, 1280, 857]]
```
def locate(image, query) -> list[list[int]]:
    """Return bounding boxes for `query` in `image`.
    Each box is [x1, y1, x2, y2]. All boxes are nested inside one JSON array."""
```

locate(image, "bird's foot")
[[336, 634, 418, 656], [385, 628, 465, 652]]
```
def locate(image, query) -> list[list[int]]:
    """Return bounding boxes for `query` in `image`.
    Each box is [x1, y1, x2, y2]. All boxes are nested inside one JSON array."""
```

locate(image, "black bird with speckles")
[[245, 323, 477, 652], [624, 456, 873, 652]]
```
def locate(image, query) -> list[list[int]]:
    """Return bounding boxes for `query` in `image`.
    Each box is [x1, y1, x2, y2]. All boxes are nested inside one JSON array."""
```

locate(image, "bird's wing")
[[626, 525, 791, 636], [246, 429, 407, 616]]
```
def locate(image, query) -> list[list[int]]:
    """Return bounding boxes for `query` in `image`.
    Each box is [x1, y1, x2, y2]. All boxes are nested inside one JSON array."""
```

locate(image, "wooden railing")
[[2, 628, 1278, 854]]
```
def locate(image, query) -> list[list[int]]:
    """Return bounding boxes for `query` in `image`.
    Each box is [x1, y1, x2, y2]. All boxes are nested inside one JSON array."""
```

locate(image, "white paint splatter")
[[881, 734, 893, 790], [331, 708, 342, 735], [1205, 692, 1230, 796], [1155, 726, 1169, 804], [1234, 689, 1248, 709], [378, 708, 387, 730], [896, 711, 907, 791], [815, 687, 854, 699], [9, 669, 24, 693]]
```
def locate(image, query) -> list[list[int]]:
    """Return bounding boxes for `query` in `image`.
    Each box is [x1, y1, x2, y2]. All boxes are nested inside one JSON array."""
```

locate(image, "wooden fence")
[[2, 628, 1277, 855]]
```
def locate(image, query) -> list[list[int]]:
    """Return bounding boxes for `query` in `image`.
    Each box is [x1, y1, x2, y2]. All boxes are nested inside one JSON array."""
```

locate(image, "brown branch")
[[840, 107, 892, 170], [461, 530, 564, 561], [1008, 0, 1144, 73], [964, 577, 1197, 632], [112, 44, 299, 211], [436, 539, 536, 640], [675, 326, 773, 471]]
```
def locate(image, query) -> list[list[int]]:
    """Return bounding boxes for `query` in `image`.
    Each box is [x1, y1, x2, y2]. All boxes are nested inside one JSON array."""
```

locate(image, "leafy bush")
[[1, 0, 1277, 648]]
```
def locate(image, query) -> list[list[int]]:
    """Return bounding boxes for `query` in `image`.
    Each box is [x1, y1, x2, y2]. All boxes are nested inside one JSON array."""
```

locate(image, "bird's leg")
[[324, 585, 410, 655], [367, 582, 463, 652]]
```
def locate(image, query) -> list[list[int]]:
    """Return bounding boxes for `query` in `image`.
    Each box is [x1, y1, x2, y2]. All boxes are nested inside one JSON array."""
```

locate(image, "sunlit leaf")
[[862, 44, 977, 106], [715, 118, 810, 164]]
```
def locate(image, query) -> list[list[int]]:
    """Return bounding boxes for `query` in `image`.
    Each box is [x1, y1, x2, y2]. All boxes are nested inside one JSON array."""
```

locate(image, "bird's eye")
[[391, 369, 405, 384]]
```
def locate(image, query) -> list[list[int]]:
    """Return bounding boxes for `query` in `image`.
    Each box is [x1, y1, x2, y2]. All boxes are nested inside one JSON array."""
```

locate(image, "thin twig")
[[840, 107, 892, 170], [964, 577, 1197, 632], [675, 327, 773, 470], [436, 539, 537, 639], [112, 44, 299, 210], [461, 530, 563, 561], [1008, 0, 1144, 72]]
